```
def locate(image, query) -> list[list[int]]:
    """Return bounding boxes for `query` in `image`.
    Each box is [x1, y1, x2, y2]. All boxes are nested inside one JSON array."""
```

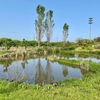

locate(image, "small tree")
[[22, 39, 28, 50], [45, 10, 55, 46], [35, 5, 45, 48], [62, 23, 69, 45], [76, 38, 83, 46], [3, 38, 12, 52], [94, 37, 100, 42], [12, 40, 21, 48]]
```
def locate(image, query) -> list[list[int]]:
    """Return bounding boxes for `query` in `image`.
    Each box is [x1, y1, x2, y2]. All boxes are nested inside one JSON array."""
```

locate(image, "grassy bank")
[[0, 46, 100, 55], [0, 51, 13, 55], [58, 58, 100, 72], [0, 51, 100, 99], [58, 59, 81, 67], [0, 72, 100, 100]]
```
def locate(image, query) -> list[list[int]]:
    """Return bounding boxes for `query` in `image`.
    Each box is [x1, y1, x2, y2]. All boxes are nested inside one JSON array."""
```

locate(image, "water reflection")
[[69, 54, 100, 63], [2, 60, 12, 81], [3, 60, 12, 72], [45, 60, 54, 84], [58, 53, 75, 59], [62, 65, 68, 77], [35, 59, 55, 85], [0, 56, 91, 84], [1, 58, 28, 83], [21, 57, 28, 69], [35, 58, 45, 85], [81, 69, 89, 75]]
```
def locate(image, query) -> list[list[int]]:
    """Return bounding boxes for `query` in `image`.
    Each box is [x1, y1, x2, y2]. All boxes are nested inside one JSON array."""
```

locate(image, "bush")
[[94, 45, 100, 49], [81, 46, 85, 49], [82, 43, 89, 47], [54, 48, 60, 53], [80, 60, 89, 71], [85, 46, 92, 50], [62, 46, 75, 50], [35, 48, 44, 54]]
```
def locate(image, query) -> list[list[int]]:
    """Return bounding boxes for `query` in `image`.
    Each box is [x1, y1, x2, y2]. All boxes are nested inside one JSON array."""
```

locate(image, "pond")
[[0, 57, 82, 85], [58, 53, 100, 63]]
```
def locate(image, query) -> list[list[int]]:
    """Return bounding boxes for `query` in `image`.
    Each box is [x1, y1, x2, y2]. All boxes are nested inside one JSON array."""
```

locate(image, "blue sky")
[[0, 0, 100, 42]]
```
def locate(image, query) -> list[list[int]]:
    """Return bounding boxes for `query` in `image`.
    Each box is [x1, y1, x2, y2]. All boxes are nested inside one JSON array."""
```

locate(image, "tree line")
[[0, 37, 78, 52], [0, 36, 99, 52]]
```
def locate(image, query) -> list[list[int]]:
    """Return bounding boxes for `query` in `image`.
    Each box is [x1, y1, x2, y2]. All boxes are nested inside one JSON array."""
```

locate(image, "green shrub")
[[82, 46, 85, 49], [80, 60, 89, 71], [55, 48, 60, 53], [85, 46, 92, 50], [94, 45, 100, 49]]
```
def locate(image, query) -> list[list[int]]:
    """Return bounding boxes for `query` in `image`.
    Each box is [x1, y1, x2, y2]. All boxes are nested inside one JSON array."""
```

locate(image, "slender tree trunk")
[[63, 41, 66, 47], [38, 29, 41, 48], [47, 41, 49, 47], [6, 47, 8, 53], [38, 41, 40, 48]]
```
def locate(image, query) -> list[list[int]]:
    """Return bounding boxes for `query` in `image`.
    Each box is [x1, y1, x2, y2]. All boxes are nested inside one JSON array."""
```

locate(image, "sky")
[[0, 0, 100, 42]]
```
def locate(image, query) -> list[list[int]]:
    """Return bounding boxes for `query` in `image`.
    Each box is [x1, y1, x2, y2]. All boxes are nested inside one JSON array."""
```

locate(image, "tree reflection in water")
[[81, 69, 89, 75], [3, 60, 12, 80], [45, 60, 54, 84], [21, 57, 28, 69], [3, 60, 12, 72], [2, 58, 28, 83], [62, 65, 68, 77], [35, 58, 45, 86]]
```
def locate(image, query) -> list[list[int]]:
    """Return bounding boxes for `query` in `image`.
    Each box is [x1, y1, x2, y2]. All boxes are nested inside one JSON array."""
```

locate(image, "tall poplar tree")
[[62, 23, 69, 43], [35, 5, 45, 47], [45, 10, 54, 46]]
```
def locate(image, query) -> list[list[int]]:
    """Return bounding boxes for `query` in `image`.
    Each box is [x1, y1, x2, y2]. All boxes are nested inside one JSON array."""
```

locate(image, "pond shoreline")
[[0, 49, 100, 99], [58, 58, 100, 72]]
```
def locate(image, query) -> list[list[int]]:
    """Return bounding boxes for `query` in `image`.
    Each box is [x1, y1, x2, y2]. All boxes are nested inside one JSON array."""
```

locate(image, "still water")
[[59, 53, 100, 63], [0, 57, 82, 85]]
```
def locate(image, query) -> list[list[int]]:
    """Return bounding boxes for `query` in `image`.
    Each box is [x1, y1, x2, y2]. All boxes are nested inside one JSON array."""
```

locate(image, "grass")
[[58, 58, 100, 72], [0, 51, 13, 55], [58, 58, 80, 67], [0, 72, 100, 100]]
